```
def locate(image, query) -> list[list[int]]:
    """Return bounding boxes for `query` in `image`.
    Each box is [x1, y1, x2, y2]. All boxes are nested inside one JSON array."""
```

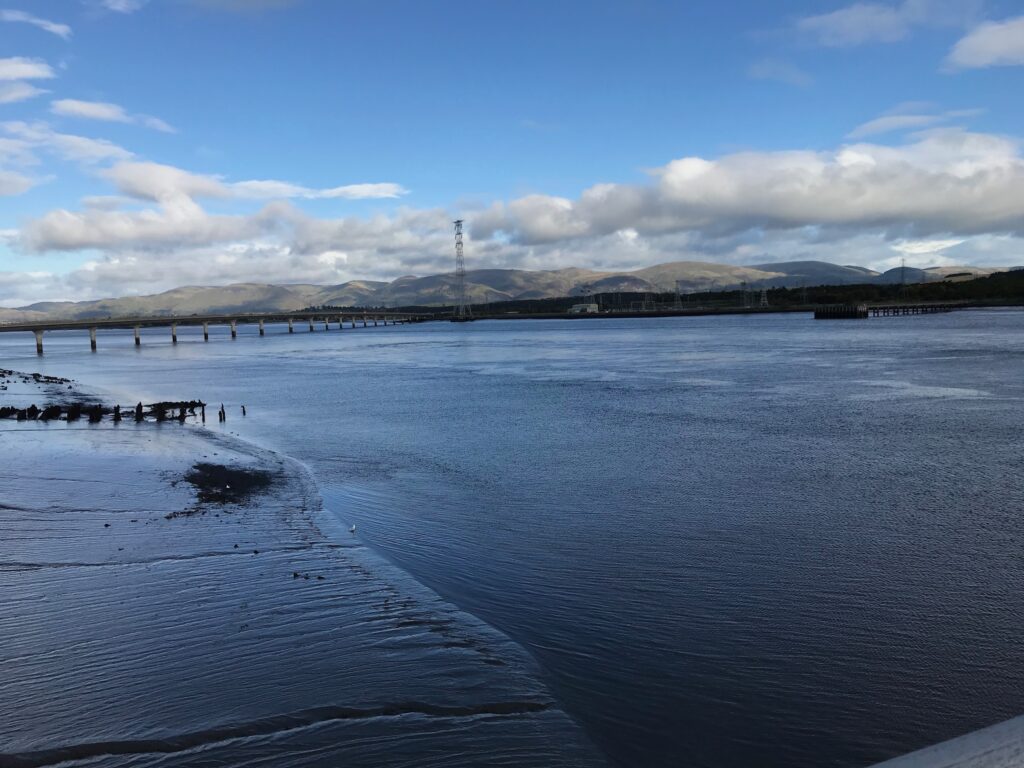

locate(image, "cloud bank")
[[3, 125, 1022, 305]]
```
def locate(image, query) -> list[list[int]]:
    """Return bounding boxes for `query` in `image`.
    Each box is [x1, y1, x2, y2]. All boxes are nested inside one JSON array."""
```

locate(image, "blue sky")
[[0, 0, 1022, 304]]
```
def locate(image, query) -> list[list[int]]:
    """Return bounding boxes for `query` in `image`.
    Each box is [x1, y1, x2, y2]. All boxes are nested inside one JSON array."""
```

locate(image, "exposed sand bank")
[[0, 372, 603, 768]]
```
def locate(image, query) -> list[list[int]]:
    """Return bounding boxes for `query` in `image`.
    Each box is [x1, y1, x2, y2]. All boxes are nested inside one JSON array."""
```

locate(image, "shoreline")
[[0, 369, 605, 768]]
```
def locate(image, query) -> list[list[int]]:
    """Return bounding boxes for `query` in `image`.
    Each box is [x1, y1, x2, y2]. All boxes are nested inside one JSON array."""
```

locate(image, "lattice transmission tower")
[[453, 219, 471, 320]]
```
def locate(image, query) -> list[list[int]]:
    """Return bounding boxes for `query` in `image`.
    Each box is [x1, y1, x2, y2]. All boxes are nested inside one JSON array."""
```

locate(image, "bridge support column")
[[324, 318, 329, 331], [373, 317, 378, 327], [336, 316, 343, 330], [288, 318, 294, 333], [309, 318, 314, 332], [134, 326, 141, 347], [259, 319, 265, 337], [171, 323, 178, 344], [89, 327, 97, 352], [34, 329, 44, 355], [203, 322, 209, 341], [350, 317, 356, 329], [362, 316, 367, 327], [230, 320, 237, 339]]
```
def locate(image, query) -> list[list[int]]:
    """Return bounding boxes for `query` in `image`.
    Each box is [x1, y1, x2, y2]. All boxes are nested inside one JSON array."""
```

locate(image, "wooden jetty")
[[867, 303, 959, 317], [816, 302, 963, 320], [0, 310, 426, 354], [814, 304, 869, 320]]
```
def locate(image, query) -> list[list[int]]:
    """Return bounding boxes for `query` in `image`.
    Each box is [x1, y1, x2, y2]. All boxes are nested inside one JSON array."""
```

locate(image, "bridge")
[[0, 310, 427, 354], [815, 302, 965, 320]]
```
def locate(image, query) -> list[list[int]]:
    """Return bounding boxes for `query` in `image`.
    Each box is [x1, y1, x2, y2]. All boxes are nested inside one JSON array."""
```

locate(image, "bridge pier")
[[89, 327, 97, 352], [308, 318, 314, 332], [171, 323, 178, 344], [324, 318, 329, 331], [362, 316, 367, 327], [350, 317, 356, 329], [203, 321, 209, 341], [34, 329, 44, 355], [134, 326, 141, 347], [230, 320, 237, 339], [288, 318, 294, 333], [259, 319, 265, 337], [373, 317, 378, 327]]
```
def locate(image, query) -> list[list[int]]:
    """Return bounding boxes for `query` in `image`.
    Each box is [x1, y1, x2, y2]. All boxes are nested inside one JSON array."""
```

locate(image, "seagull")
[[349, 525, 357, 533]]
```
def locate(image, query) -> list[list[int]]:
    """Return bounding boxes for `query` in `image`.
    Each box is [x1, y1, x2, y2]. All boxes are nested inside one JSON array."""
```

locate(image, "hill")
[[2, 260, 1012, 322]]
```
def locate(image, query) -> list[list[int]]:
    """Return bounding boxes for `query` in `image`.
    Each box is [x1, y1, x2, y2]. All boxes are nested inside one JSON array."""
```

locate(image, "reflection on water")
[[5, 311, 1024, 768]]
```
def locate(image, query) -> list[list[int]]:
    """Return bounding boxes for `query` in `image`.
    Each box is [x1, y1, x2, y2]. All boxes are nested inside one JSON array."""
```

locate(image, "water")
[[5, 311, 1024, 767]]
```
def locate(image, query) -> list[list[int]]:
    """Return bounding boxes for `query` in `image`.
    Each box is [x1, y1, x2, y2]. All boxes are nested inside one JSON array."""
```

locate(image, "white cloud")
[[748, 58, 813, 87], [474, 128, 1024, 244], [848, 114, 945, 137], [799, 3, 908, 46], [190, 0, 302, 10], [232, 180, 408, 199], [97, 161, 406, 204], [0, 82, 47, 104], [947, 16, 1024, 69], [2, 121, 134, 164], [51, 99, 177, 133], [100, 162, 227, 202], [798, 0, 980, 47], [847, 104, 981, 138], [52, 99, 131, 123], [140, 115, 176, 133], [15, 161, 409, 251], [0, 169, 35, 196], [891, 237, 966, 255], [0, 57, 55, 81], [99, 0, 148, 12], [0, 10, 71, 39]]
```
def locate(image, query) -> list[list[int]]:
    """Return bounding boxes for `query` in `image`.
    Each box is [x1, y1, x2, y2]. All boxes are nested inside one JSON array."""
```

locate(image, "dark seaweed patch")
[[182, 463, 276, 505]]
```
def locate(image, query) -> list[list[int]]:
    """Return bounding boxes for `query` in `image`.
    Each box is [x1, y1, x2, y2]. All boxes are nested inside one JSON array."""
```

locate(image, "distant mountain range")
[[0, 260, 1013, 323]]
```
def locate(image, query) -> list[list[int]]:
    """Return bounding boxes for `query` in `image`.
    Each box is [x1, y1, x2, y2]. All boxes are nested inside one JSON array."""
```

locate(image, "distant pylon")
[[453, 219, 470, 320]]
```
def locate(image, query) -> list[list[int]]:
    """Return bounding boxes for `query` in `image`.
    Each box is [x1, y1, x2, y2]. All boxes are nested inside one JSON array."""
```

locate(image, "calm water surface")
[[5, 312, 1024, 768]]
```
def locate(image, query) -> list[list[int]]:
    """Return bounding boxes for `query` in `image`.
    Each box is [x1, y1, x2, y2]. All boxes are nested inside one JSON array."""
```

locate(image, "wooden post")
[[230, 320, 237, 339], [171, 323, 177, 344], [259, 319, 265, 336], [203, 321, 209, 341], [34, 329, 44, 355], [134, 325, 141, 346], [89, 327, 97, 351]]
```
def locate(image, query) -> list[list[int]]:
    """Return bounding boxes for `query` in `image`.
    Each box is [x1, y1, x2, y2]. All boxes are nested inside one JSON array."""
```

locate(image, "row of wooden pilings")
[[30, 315, 411, 354]]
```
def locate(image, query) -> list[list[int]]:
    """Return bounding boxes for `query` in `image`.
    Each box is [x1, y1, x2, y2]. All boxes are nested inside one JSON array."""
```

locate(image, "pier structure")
[[815, 302, 960, 320], [1, 310, 423, 354], [868, 304, 957, 317]]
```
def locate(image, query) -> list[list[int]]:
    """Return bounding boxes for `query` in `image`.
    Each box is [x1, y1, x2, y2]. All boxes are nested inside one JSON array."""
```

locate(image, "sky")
[[0, 0, 1022, 305]]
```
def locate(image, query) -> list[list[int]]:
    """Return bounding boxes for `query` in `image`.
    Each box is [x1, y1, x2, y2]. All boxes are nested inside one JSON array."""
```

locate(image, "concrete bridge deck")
[[0, 310, 426, 354]]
